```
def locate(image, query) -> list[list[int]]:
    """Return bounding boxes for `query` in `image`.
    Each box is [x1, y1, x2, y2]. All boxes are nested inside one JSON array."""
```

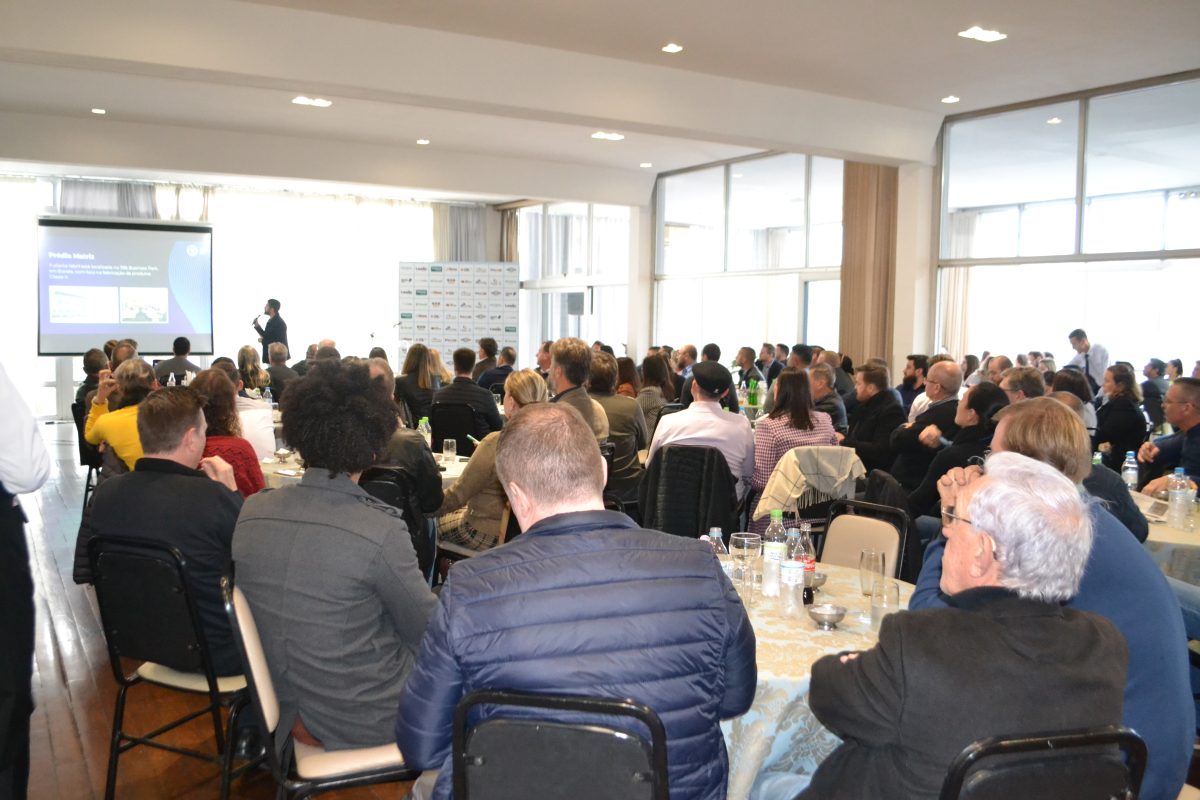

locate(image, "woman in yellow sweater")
[[85, 359, 157, 470]]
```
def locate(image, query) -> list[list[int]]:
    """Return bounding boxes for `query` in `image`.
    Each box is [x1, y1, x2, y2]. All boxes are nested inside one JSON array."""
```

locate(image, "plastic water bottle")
[[262, 386, 274, 405], [761, 510, 787, 598], [706, 528, 733, 579], [418, 417, 432, 449], [1167, 468, 1191, 530], [165, 373, 175, 386], [779, 560, 804, 617], [1121, 452, 1139, 490]]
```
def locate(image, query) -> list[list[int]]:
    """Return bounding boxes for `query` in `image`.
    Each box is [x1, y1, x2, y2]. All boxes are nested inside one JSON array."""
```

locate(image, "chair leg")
[[104, 683, 129, 800], [220, 700, 243, 800]]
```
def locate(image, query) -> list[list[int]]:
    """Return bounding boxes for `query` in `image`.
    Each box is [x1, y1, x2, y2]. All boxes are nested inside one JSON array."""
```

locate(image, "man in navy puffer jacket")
[[396, 402, 757, 800]]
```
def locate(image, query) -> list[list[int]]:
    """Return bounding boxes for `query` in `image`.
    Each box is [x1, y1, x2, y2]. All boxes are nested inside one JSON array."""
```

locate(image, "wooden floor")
[[24, 423, 413, 799]]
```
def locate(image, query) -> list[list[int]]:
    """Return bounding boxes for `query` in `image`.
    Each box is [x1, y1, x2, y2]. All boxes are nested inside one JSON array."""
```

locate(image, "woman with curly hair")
[[237, 344, 271, 397], [190, 368, 265, 497], [231, 359, 435, 750]]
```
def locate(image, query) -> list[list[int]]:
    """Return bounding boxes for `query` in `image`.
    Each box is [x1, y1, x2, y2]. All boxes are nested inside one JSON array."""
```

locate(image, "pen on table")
[[467, 435, 480, 445]]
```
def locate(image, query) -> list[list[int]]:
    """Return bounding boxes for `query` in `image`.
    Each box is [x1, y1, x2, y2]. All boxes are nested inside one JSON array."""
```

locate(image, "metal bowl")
[[809, 572, 827, 591], [808, 604, 847, 631]]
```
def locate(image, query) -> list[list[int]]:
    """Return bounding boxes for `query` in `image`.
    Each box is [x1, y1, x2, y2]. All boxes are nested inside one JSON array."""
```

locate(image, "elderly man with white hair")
[[796, 452, 1128, 800]]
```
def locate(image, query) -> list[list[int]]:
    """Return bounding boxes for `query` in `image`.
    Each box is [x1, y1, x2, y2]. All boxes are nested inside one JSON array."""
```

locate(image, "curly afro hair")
[[281, 359, 398, 475]]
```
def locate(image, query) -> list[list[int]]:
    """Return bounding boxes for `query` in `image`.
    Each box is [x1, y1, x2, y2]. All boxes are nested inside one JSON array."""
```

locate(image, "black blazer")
[[395, 373, 437, 426], [843, 391, 906, 473], [906, 424, 993, 520], [889, 398, 960, 490], [1093, 395, 1147, 471]]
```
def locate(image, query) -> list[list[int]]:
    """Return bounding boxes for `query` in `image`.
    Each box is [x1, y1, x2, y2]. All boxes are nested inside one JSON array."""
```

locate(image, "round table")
[[722, 562, 914, 799], [259, 455, 467, 490]]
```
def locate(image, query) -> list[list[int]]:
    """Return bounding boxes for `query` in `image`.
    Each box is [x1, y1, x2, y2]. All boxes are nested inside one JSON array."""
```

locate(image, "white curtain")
[[59, 180, 159, 218], [432, 203, 486, 262], [939, 211, 977, 358]]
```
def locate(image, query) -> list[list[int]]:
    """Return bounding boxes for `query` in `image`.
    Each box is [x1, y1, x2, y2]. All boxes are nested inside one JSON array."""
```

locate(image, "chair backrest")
[[431, 402, 478, 457], [820, 499, 909, 577], [88, 535, 214, 683], [638, 445, 738, 538], [650, 403, 683, 440], [70, 400, 103, 469], [360, 466, 435, 579], [222, 580, 281, 735], [452, 689, 669, 800], [940, 725, 1146, 800]]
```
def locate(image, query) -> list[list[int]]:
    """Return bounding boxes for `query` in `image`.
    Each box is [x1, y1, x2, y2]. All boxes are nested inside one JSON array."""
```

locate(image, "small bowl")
[[809, 572, 827, 591], [808, 604, 846, 631]]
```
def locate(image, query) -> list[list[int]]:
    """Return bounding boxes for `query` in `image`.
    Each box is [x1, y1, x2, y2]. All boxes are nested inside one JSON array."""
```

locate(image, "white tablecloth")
[[722, 562, 914, 799], [260, 455, 467, 491]]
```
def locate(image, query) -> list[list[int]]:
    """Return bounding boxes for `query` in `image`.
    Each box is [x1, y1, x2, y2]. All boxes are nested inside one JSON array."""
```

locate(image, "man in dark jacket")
[[432, 348, 504, 440], [804, 453, 1128, 799], [1142, 358, 1170, 429], [396, 403, 757, 800], [840, 364, 906, 473], [252, 298, 288, 364], [888, 361, 962, 489], [476, 346, 515, 397]]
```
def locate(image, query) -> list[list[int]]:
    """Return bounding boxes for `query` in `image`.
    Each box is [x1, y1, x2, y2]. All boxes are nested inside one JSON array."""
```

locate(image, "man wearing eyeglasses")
[[1138, 377, 1200, 495], [798, 452, 1126, 800]]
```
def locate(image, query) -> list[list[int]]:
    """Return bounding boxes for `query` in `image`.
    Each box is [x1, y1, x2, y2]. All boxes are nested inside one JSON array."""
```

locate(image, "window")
[[727, 154, 806, 272], [804, 280, 841, 350], [660, 167, 725, 275]]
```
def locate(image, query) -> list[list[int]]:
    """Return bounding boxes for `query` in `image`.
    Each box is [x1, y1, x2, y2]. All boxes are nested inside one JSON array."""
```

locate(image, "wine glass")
[[729, 533, 762, 606]]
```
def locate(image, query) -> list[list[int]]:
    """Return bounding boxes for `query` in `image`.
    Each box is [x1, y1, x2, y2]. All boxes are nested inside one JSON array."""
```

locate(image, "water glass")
[[870, 579, 901, 630], [442, 438, 457, 463], [859, 549, 885, 596], [729, 533, 762, 606]]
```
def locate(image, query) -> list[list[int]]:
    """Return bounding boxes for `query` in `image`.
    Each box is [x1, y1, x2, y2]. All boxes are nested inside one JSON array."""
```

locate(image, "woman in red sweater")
[[191, 368, 266, 498]]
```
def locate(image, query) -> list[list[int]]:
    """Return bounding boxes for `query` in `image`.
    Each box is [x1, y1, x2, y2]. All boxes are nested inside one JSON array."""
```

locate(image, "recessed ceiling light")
[[91, 108, 106, 115], [957, 25, 1007, 43], [639, 162, 653, 169], [661, 43, 683, 54], [416, 138, 431, 145], [941, 95, 961, 104], [292, 95, 333, 108], [1046, 117, 1063, 125], [591, 131, 625, 141]]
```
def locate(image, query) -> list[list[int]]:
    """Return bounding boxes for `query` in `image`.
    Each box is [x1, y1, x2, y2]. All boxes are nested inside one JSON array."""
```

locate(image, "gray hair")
[[970, 451, 1093, 603]]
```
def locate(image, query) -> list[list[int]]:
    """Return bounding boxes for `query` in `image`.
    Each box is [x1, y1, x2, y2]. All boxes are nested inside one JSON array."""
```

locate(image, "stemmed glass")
[[729, 533, 762, 607]]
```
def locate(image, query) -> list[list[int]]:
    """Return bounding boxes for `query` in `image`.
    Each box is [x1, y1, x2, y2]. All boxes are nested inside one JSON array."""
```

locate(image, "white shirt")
[[907, 390, 958, 423], [236, 394, 277, 459], [0, 363, 50, 496], [1068, 342, 1110, 390], [648, 401, 755, 493]]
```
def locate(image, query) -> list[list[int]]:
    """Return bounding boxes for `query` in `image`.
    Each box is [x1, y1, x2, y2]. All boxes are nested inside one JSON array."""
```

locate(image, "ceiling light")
[[1046, 116, 1063, 125], [957, 26, 1007, 43], [661, 43, 683, 54], [416, 138, 431, 145], [639, 162, 653, 169], [590, 131, 625, 141], [292, 95, 333, 108], [941, 95, 960, 104], [91, 108, 106, 115]]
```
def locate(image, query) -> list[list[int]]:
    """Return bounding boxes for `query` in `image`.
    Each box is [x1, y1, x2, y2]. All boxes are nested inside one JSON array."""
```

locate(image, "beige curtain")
[[938, 211, 976, 358], [839, 162, 898, 365], [499, 208, 519, 262]]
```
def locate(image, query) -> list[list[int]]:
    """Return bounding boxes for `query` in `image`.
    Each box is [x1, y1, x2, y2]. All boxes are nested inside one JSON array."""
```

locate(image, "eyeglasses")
[[941, 506, 1001, 560]]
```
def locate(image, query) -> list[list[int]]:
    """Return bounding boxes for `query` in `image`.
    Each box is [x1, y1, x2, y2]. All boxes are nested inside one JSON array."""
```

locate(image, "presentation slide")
[[38, 219, 213, 355]]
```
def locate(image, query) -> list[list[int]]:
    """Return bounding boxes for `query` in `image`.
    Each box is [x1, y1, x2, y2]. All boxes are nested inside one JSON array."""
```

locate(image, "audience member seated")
[[735, 346, 766, 390], [548, 337, 608, 443], [799, 452, 1127, 800], [787, 343, 813, 371], [233, 359, 435, 750], [649, 362, 754, 498], [808, 363, 848, 435], [588, 352, 648, 498], [470, 336, 498, 382], [366, 358, 441, 510], [1093, 363, 1147, 472], [1138, 377, 1200, 492], [438, 369, 547, 551], [535, 340, 553, 386], [960, 354, 980, 387], [237, 344, 270, 399], [189, 369, 265, 498], [749, 369, 837, 532], [291, 343, 317, 375], [615, 356, 639, 398], [265, 342, 298, 402], [985, 354, 1012, 383], [680, 343, 740, 413], [476, 346, 516, 397], [396, 403, 756, 800], [84, 359, 157, 471], [210, 360, 275, 459], [637, 354, 674, 434], [1052, 367, 1097, 432], [818, 350, 855, 397], [671, 343, 696, 401], [432, 348, 505, 440], [906, 382, 1007, 522], [395, 342, 440, 425], [839, 364, 905, 474], [998, 365, 1045, 403], [911, 398, 1193, 800], [888, 361, 963, 490], [428, 347, 453, 386], [153, 336, 202, 383], [75, 347, 108, 405], [755, 342, 783, 387], [1167, 358, 1183, 381], [895, 353, 927, 416], [81, 387, 243, 675], [1142, 358, 1170, 430]]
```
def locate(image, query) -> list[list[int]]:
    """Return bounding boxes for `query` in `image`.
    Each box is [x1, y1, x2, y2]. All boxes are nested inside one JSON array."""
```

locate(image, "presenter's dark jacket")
[[254, 314, 288, 363], [432, 377, 503, 440], [888, 397, 959, 490], [802, 587, 1128, 800]]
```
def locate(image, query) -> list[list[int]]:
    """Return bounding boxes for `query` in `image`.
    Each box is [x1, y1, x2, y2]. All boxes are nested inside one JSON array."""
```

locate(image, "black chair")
[[432, 402, 478, 457], [87, 536, 253, 800], [638, 445, 739, 538], [70, 400, 103, 511], [940, 725, 1146, 800], [452, 689, 669, 800], [221, 579, 419, 799], [820, 498, 912, 580], [649, 403, 683, 441], [360, 466, 436, 584]]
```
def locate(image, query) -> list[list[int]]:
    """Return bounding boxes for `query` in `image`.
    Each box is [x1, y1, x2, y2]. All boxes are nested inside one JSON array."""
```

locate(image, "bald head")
[[926, 361, 963, 400]]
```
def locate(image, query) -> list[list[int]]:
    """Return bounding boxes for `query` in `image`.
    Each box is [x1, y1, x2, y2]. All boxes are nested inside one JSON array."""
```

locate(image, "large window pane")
[[809, 157, 844, 268], [804, 280, 841, 350], [1084, 79, 1200, 254], [943, 101, 1078, 258], [592, 204, 630, 278], [727, 155, 806, 272], [1019, 200, 1075, 256], [1083, 192, 1165, 253], [545, 202, 589, 277], [1166, 192, 1200, 250], [661, 167, 724, 275]]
